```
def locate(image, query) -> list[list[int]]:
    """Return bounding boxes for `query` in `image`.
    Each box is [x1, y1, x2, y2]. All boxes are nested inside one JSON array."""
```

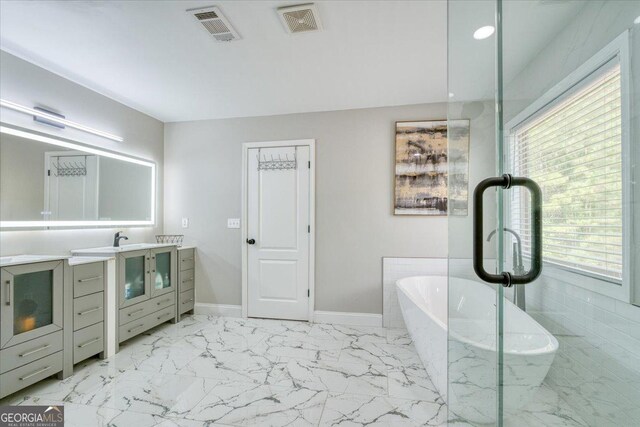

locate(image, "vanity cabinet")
[[116, 246, 177, 346], [177, 248, 195, 319], [118, 249, 151, 308], [150, 246, 175, 298], [0, 261, 64, 349], [71, 261, 106, 365], [0, 259, 67, 399]]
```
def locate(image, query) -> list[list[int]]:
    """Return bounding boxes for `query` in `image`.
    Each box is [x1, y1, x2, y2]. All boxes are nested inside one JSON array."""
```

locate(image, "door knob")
[[246, 239, 256, 245]]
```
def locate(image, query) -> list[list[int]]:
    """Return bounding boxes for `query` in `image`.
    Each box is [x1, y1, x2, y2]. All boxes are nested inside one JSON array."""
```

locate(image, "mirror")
[[0, 126, 155, 227]]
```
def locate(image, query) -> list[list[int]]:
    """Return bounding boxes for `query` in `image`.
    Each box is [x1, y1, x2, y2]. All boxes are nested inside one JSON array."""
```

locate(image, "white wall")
[[0, 51, 165, 255], [164, 103, 495, 314]]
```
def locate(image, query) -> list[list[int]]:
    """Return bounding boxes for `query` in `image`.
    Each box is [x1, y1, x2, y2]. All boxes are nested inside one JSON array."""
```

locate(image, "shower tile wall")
[[527, 275, 640, 426], [382, 257, 447, 328]]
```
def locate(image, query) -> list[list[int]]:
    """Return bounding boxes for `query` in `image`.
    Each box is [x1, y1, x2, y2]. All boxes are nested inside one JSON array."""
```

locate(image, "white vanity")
[[0, 255, 69, 399], [177, 246, 196, 320], [71, 243, 178, 351], [0, 125, 195, 398], [0, 255, 110, 398]]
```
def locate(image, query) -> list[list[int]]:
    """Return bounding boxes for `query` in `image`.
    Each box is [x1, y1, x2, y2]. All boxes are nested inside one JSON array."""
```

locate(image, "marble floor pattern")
[[0, 315, 586, 426]]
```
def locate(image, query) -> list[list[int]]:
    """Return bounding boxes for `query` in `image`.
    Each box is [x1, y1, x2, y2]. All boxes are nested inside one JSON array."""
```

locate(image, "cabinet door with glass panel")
[[149, 247, 176, 298], [118, 249, 151, 308], [0, 261, 63, 348]]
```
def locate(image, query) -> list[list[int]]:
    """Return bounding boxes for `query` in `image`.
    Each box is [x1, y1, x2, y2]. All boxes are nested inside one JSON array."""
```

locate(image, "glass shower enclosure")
[[447, 0, 639, 425]]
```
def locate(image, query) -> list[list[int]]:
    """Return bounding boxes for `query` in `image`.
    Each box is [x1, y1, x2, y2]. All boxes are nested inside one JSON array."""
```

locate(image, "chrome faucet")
[[487, 227, 526, 311], [113, 231, 129, 247]]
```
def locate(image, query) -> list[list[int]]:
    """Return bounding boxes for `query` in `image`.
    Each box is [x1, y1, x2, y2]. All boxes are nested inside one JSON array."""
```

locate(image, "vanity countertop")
[[71, 242, 176, 256], [68, 255, 115, 266], [0, 254, 70, 267], [177, 244, 196, 251]]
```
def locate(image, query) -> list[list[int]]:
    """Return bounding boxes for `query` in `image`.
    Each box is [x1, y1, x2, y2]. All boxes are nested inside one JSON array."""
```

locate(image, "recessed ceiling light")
[[634, 15, 640, 24], [474, 25, 495, 40]]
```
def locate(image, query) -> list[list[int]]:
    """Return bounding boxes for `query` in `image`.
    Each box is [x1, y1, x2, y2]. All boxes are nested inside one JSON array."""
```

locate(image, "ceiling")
[[447, 0, 587, 102], [0, 1, 448, 122]]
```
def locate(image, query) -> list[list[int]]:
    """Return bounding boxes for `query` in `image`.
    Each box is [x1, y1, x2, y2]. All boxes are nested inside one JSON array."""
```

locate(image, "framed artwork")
[[394, 119, 470, 216]]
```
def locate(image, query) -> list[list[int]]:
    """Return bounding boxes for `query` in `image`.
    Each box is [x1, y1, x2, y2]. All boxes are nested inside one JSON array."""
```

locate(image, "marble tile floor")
[[0, 315, 587, 426]]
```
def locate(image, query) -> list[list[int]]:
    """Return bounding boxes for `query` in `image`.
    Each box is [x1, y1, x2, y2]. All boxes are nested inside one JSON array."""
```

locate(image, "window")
[[509, 59, 623, 282], [506, 31, 632, 301]]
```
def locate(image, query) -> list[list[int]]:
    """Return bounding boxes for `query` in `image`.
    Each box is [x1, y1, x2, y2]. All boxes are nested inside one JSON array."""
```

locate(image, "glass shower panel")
[[447, 0, 502, 424], [499, 1, 639, 426]]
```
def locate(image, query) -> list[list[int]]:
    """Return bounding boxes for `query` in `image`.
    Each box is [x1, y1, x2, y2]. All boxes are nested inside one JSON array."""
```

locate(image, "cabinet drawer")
[[118, 303, 175, 343], [150, 304, 176, 329], [0, 331, 63, 374], [179, 269, 195, 292], [180, 289, 195, 314], [74, 322, 104, 364], [0, 352, 62, 399], [119, 298, 154, 326], [151, 292, 175, 311], [179, 249, 194, 271], [119, 315, 151, 343], [73, 262, 105, 297], [74, 292, 104, 331]]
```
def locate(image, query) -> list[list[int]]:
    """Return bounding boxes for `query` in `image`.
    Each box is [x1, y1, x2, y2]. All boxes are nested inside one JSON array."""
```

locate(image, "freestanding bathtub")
[[396, 275, 558, 423]]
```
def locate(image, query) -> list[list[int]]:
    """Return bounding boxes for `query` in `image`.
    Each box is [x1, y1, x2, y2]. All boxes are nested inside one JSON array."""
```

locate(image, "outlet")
[[181, 217, 189, 228], [227, 218, 240, 229]]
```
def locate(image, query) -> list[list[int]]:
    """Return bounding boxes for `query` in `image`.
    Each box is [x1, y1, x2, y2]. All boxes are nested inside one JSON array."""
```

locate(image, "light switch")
[[182, 217, 189, 228], [227, 218, 240, 229]]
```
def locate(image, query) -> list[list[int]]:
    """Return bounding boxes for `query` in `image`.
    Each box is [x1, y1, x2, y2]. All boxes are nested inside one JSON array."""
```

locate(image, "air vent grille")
[[202, 19, 230, 34], [187, 6, 240, 42], [194, 11, 218, 20], [213, 33, 235, 42], [278, 3, 322, 34]]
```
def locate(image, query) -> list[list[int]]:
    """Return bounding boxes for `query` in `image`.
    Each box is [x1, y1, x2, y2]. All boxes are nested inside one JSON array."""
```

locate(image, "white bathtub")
[[396, 275, 558, 423]]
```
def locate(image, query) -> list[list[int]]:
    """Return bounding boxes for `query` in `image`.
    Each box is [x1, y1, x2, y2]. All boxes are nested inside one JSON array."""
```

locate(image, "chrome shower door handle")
[[473, 174, 542, 287]]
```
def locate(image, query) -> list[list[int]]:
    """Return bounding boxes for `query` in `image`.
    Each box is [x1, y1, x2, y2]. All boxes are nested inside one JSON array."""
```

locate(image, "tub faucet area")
[[487, 227, 526, 310]]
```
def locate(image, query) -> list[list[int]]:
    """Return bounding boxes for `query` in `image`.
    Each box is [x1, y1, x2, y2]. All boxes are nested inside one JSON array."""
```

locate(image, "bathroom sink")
[[71, 243, 175, 256]]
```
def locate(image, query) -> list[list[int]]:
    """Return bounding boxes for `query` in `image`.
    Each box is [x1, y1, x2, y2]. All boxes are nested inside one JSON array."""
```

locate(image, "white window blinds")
[[509, 58, 623, 282]]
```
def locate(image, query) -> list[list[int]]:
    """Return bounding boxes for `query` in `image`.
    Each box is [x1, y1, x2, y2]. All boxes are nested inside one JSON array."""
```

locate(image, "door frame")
[[241, 139, 316, 322]]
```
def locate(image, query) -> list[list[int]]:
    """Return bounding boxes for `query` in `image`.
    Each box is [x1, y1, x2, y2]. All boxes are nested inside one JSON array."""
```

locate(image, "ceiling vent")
[[187, 6, 240, 42], [277, 3, 322, 34]]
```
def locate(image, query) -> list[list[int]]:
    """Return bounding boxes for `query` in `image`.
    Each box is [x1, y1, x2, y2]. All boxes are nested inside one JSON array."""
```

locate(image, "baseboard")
[[194, 304, 382, 327], [194, 303, 242, 317], [313, 310, 383, 327]]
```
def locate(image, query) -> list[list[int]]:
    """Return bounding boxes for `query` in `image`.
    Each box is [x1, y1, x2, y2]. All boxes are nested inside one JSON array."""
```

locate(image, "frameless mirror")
[[0, 126, 155, 227]]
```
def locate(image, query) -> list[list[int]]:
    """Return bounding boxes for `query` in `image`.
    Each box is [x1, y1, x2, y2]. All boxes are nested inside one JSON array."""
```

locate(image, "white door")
[[247, 145, 310, 321], [46, 153, 98, 220]]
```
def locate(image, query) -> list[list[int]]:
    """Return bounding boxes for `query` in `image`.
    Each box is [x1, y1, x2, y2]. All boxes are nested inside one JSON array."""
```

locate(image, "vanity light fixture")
[[0, 99, 124, 142], [473, 25, 495, 40]]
